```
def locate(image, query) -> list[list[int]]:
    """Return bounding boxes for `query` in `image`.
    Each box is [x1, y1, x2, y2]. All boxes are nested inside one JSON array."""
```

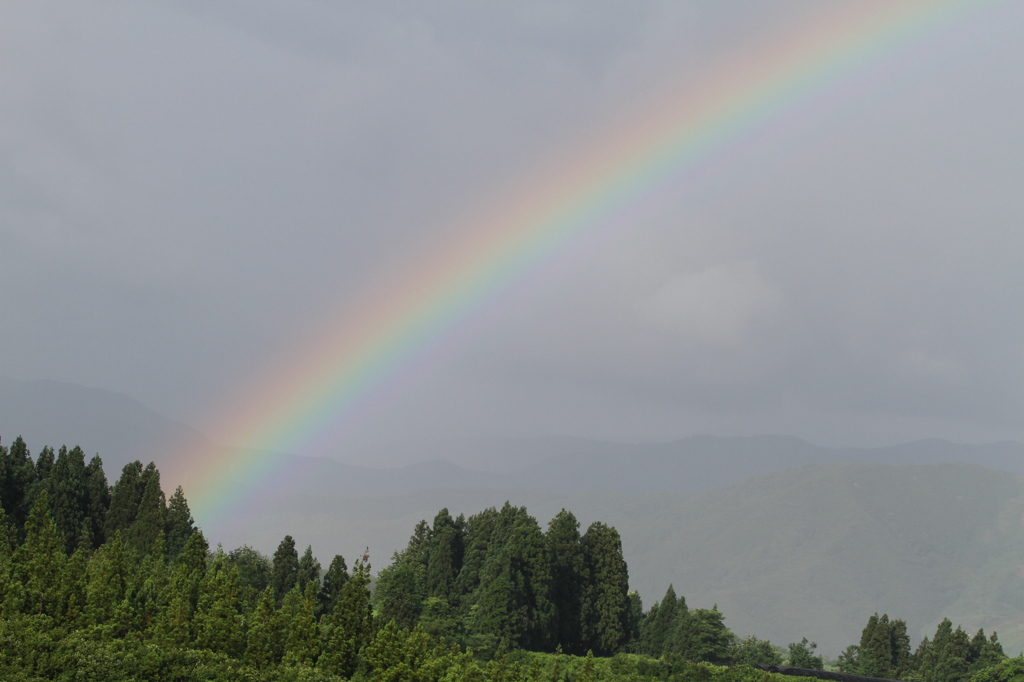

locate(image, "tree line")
[[0, 435, 1020, 682]]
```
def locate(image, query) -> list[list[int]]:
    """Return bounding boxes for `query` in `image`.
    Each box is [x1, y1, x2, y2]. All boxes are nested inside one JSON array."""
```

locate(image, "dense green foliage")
[[0, 436, 1017, 682]]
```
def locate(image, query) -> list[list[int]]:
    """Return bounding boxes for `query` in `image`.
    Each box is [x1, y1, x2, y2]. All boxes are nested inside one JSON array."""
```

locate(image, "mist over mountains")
[[3, 376, 1023, 494], [3, 377, 1024, 655]]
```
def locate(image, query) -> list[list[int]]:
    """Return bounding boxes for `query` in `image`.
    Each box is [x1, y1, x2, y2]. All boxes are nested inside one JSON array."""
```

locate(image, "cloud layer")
[[2, 1, 1022, 455]]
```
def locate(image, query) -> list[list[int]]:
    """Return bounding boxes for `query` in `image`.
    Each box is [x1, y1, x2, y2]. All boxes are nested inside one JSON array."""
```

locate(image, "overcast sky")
[[2, 1, 1022, 459]]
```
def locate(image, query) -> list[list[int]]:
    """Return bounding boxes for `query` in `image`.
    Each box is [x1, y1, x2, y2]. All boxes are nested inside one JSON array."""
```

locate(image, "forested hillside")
[[2, 435, 1023, 682]]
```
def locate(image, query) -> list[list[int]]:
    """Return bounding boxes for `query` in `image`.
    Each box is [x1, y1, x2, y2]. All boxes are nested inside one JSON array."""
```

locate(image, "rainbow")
[[167, 0, 994, 531]]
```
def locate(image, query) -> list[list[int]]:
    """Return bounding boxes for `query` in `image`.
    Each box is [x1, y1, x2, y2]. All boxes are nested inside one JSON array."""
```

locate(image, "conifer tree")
[[674, 607, 734, 664], [470, 503, 553, 651], [858, 614, 885, 676], [546, 509, 585, 654], [890, 617, 912, 677], [319, 557, 373, 678], [12, 490, 68, 619], [83, 454, 110, 548], [283, 580, 322, 667], [913, 635, 932, 674], [271, 534, 300, 604], [361, 621, 437, 681], [156, 593, 192, 647], [0, 436, 37, 536], [246, 585, 282, 668], [85, 532, 131, 630], [194, 548, 246, 657], [34, 445, 55, 484], [374, 551, 426, 629], [153, 529, 209, 644], [970, 631, 1005, 673], [125, 464, 166, 555], [61, 526, 92, 625], [406, 519, 432, 566], [49, 445, 88, 554], [453, 507, 498, 606], [0, 505, 13, 606], [297, 545, 322, 593], [229, 544, 272, 606], [580, 521, 630, 656], [918, 619, 972, 682], [164, 486, 194, 560], [639, 584, 683, 657], [319, 554, 349, 616], [134, 531, 168, 633], [105, 461, 144, 539], [426, 508, 463, 601]]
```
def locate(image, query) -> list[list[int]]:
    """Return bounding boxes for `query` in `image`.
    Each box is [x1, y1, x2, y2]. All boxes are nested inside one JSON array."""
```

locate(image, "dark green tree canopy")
[[271, 534, 299, 604], [297, 545, 321, 594]]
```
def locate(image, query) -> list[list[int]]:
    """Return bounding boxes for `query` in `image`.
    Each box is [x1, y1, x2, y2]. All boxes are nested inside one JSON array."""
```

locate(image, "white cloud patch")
[[900, 349, 966, 384], [637, 262, 783, 346]]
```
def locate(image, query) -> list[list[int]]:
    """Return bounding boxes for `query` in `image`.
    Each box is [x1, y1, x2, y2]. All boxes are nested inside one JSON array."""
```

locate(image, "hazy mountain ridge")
[[4, 377, 1023, 495], [0, 377, 209, 475]]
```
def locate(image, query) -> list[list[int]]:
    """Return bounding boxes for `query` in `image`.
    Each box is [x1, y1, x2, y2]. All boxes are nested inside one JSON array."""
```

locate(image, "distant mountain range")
[[3, 378, 1024, 655], [0, 377, 208, 474], [3, 376, 1022, 495]]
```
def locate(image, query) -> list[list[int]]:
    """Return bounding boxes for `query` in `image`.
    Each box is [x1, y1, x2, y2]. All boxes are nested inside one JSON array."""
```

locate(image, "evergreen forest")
[[1, 435, 1021, 682]]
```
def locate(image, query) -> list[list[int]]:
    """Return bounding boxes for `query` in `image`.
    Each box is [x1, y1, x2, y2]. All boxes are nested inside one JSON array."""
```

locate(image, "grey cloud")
[[1, 1, 1021, 454]]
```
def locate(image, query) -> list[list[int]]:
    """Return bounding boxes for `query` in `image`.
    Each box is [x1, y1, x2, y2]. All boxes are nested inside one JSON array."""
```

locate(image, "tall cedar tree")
[[125, 463, 166, 555], [319, 554, 349, 616], [453, 507, 498, 607], [405, 519, 432, 566], [33, 445, 55, 494], [271, 534, 300, 604], [546, 509, 586, 655], [639, 584, 684, 657], [83, 454, 110, 548], [134, 531, 167, 632], [49, 446, 88, 554], [283, 580, 321, 667], [470, 503, 553, 651], [62, 529, 91, 625], [0, 436, 37, 537], [246, 586, 282, 668], [105, 461, 144, 539], [319, 557, 373, 678], [228, 545, 272, 604], [0, 506, 14, 593], [360, 620, 436, 681], [581, 521, 630, 656], [374, 551, 425, 629], [858, 613, 911, 679], [918, 619, 972, 682], [297, 545, 322, 593], [426, 508, 463, 601], [164, 486, 194, 559], [85, 532, 131, 628], [11, 490, 67, 619], [193, 548, 246, 657], [154, 529, 209, 645]]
